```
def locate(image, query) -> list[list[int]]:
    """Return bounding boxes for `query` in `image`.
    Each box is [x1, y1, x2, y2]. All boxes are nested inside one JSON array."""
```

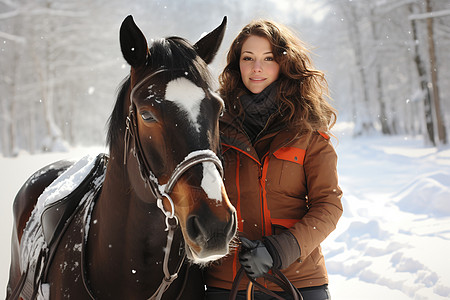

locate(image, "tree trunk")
[[4, 14, 22, 156], [347, 3, 375, 136], [36, 4, 63, 152], [426, 0, 447, 144], [369, 6, 391, 135], [409, 4, 435, 146]]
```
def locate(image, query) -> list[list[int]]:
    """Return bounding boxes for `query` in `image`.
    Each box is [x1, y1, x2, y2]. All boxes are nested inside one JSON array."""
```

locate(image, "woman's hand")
[[239, 231, 302, 278], [239, 237, 274, 278]]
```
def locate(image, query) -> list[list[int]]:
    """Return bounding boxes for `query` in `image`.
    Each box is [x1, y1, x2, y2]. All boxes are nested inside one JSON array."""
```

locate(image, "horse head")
[[116, 15, 236, 264]]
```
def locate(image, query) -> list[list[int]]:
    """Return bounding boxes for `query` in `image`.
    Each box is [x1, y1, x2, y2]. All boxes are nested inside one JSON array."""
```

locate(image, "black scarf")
[[240, 81, 279, 143]]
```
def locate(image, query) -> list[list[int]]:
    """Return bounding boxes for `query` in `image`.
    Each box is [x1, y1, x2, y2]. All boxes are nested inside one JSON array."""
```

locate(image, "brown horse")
[[7, 15, 236, 299]]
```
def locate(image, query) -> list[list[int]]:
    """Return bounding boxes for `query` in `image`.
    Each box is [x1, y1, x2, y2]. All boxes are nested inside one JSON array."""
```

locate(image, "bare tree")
[[324, 0, 449, 144], [424, 0, 447, 144], [409, 0, 449, 145], [368, 5, 392, 135]]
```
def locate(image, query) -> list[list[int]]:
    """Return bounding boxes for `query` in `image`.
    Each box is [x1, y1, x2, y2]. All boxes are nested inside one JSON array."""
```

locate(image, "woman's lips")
[[250, 77, 266, 81]]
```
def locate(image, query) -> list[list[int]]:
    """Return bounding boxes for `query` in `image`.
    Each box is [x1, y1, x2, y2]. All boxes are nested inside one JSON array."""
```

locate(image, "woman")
[[205, 19, 343, 300]]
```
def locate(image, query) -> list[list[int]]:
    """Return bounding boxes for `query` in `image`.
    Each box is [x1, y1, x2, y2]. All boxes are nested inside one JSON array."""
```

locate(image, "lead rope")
[[229, 267, 303, 300]]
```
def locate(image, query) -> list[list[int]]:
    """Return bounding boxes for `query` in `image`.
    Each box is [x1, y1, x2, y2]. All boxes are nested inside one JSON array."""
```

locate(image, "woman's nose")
[[252, 60, 262, 72]]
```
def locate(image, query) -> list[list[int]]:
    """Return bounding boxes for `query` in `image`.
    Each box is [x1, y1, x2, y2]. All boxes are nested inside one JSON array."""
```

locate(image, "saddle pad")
[[19, 154, 100, 273]]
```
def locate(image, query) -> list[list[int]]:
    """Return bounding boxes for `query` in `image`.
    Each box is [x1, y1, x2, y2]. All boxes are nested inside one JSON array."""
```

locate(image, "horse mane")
[[106, 76, 130, 149], [106, 36, 212, 150], [150, 37, 211, 85]]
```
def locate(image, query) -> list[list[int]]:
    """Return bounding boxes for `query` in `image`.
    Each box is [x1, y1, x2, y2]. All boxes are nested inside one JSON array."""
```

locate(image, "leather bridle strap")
[[148, 218, 185, 300], [124, 70, 224, 300], [164, 150, 224, 194], [125, 103, 224, 215], [229, 267, 303, 300], [124, 69, 224, 202]]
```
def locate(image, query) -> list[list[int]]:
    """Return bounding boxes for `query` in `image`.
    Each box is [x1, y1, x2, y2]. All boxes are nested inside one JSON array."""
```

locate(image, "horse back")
[[7, 159, 73, 297], [13, 160, 74, 241]]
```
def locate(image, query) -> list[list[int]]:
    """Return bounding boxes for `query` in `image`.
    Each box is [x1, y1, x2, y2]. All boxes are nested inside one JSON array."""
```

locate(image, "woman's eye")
[[140, 111, 155, 122], [265, 57, 274, 61], [242, 56, 252, 61]]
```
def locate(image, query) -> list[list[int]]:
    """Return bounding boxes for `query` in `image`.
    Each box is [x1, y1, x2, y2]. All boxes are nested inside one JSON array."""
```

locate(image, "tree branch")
[[0, 31, 26, 44], [0, 0, 17, 8], [409, 9, 450, 20], [0, 9, 19, 19], [27, 8, 89, 18], [377, 0, 416, 14]]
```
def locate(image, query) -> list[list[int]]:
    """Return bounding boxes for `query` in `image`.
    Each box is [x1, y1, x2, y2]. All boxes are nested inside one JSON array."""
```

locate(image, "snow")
[[19, 154, 98, 272], [323, 123, 450, 300], [1, 129, 450, 299], [37, 283, 49, 300], [39, 154, 97, 208]]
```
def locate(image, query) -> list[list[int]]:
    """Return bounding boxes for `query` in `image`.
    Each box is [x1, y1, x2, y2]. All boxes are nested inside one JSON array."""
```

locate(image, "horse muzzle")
[[184, 204, 237, 264]]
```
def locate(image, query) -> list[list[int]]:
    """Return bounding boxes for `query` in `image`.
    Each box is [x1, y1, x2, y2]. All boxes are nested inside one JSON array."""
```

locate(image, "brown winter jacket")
[[205, 112, 343, 291]]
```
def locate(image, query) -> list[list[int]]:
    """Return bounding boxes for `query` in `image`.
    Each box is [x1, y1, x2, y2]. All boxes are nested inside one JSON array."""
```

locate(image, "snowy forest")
[[0, 0, 449, 156]]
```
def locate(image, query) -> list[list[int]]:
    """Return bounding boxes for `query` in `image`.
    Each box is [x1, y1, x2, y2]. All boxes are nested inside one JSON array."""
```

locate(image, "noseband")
[[123, 69, 224, 300]]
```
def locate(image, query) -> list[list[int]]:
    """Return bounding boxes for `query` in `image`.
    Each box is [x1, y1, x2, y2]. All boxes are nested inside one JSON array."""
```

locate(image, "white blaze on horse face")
[[165, 77, 205, 132], [201, 162, 223, 204]]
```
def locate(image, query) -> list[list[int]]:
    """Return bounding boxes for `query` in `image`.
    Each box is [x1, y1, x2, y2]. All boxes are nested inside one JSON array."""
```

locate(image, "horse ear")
[[194, 16, 227, 64], [120, 15, 148, 68]]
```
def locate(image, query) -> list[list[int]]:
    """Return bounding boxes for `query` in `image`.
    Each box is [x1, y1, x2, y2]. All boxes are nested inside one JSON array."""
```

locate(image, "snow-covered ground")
[[325, 123, 450, 299], [1, 124, 449, 299]]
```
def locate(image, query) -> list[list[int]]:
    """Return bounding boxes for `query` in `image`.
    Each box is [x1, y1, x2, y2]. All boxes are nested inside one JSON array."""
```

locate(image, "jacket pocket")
[[269, 147, 306, 197], [273, 147, 305, 165]]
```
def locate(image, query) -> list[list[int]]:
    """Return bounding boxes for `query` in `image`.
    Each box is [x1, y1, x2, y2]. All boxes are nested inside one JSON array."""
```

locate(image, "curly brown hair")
[[219, 19, 337, 134]]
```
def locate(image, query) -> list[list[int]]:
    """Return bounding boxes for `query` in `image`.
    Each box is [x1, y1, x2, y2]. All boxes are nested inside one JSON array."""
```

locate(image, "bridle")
[[123, 69, 224, 300]]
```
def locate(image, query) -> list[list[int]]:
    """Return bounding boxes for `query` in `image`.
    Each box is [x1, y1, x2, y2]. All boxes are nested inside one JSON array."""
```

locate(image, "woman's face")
[[239, 35, 280, 94]]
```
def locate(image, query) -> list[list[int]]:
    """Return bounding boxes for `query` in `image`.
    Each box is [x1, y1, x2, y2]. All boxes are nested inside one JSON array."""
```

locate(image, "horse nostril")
[[187, 210, 236, 247], [186, 215, 206, 242]]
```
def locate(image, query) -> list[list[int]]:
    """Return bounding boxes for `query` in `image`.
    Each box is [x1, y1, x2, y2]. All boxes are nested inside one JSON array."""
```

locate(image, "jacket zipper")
[[259, 163, 265, 237]]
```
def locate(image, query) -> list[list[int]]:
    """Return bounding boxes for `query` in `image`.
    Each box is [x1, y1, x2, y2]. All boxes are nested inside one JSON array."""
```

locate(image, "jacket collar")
[[220, 112, 258, 159], [220, 112, 301, 160]]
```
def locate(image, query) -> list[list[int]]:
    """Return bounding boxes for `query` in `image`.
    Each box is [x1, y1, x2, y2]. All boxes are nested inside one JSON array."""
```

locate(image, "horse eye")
[[140, 111, 156, 122]]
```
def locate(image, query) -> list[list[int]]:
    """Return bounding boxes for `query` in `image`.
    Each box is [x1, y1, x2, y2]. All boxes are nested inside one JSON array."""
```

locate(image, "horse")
[[6, 15, 237, 300]]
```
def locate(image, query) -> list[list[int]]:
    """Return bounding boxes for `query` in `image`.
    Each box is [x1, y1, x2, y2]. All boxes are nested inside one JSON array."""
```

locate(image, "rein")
[[123, 69, 224, 300], [229, 267, 303, 300]]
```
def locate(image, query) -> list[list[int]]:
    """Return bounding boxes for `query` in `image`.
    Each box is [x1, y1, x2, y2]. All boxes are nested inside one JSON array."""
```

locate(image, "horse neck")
[[86, 150, 173, 296], [94, 148, 165, 240]]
